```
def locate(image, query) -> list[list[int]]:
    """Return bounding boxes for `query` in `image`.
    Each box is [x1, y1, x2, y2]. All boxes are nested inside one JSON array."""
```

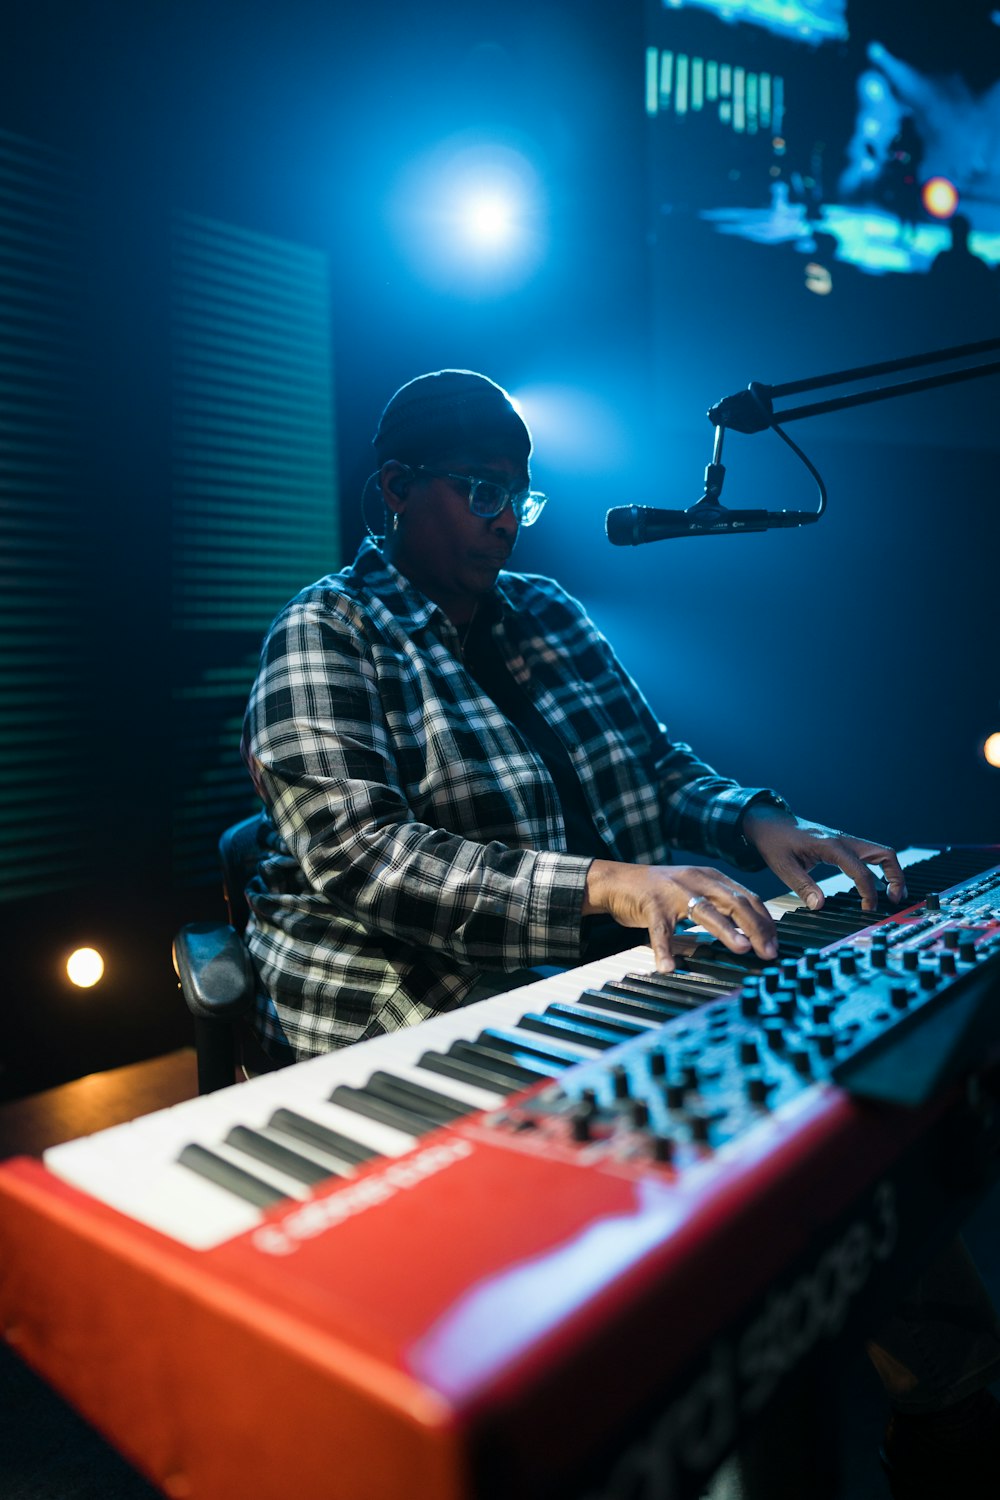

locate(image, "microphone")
[[606, 502, 819, 546]]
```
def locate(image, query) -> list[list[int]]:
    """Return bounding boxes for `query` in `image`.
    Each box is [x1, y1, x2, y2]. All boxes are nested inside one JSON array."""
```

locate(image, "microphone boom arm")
[[708, 336, 1000, 433]]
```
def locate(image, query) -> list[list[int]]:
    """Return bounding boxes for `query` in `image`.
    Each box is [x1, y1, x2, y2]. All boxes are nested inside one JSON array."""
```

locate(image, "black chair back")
[[219, 812, 268, 932], [173, 809, 269, 1094]]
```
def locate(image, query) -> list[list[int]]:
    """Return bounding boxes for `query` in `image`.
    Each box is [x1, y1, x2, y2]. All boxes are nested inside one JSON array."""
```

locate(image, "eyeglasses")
[[412, 467, 548, 527]]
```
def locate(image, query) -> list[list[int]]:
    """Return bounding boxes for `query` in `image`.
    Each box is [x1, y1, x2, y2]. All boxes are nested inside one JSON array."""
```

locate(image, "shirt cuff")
[[525, 850, 594, 964]]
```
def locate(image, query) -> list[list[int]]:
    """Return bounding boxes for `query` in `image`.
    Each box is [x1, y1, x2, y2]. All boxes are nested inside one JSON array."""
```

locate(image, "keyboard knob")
[[776, 989, 798, 1021], [740, 981, 762, 1018], [761, 1019, 787, 1051], [745, 1074, 770, 1106], [813, 1028, 837, 1058], [629, 1099, 650, 1130], [679, 1061, 699, 1090]]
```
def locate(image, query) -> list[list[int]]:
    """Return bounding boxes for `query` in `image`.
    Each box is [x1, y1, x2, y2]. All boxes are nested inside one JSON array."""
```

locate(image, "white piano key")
[[48, 1145, 266, 1249]]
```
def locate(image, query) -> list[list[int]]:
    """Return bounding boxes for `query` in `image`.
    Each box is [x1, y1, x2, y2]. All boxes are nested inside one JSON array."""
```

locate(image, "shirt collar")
[[352, 535, 511, 635]]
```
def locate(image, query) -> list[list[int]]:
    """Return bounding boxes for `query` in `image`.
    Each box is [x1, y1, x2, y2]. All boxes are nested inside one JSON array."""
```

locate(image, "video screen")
[[645, 0, 1000, 447]]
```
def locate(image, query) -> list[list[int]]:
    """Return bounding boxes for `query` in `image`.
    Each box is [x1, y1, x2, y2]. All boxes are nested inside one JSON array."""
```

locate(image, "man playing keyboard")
[[241, 368, 999, 1498]]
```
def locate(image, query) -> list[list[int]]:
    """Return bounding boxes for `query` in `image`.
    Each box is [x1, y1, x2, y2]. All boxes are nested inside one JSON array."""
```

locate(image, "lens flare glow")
[[66, 947, 105, 988], [463, 194, 516, 247], [984, 732, 1000, 768], [922, 176, 959, 219], [389, 137, 546, 295]]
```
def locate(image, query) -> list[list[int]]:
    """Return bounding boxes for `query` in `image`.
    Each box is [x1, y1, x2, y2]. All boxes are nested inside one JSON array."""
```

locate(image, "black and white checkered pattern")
[[241, 539, 784, 1059]]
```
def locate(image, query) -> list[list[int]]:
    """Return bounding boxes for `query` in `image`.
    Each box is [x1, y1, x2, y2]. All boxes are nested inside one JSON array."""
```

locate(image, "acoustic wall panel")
[[170, 212, 338, 882], [0, 130, 93, 902]]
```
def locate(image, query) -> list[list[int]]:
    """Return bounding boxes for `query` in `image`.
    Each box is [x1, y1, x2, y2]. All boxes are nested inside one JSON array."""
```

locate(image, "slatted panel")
[[170, 212, 339, 882], [0, 130, 92, 901]]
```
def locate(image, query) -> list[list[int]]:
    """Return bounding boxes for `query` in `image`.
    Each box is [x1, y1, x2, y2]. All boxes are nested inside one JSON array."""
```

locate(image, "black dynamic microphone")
[[605, 502, 819, 546]]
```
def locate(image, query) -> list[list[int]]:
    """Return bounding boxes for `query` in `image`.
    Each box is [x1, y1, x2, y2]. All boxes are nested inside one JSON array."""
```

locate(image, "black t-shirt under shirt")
[[460, 606, 633, 961], [460, 607, 609, 859]]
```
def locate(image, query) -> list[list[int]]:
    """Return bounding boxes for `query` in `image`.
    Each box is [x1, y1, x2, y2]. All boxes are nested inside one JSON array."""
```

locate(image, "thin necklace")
[[458, 603, 479, 654]]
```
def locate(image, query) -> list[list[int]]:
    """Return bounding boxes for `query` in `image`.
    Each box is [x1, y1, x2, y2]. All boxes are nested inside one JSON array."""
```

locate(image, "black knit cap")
[[372, 369, 531, 468]]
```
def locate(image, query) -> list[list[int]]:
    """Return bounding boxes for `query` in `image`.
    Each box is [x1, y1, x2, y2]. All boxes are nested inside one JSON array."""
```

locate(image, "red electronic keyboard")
[[1, 846, 1000, 1500]]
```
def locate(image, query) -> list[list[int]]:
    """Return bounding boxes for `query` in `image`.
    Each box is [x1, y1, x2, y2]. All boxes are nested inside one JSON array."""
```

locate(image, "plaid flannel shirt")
[[241, 538, 786, 1059]]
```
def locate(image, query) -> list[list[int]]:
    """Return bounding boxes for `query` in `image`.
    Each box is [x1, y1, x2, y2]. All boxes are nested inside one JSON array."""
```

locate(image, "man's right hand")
[[582, 859, 778, 973]]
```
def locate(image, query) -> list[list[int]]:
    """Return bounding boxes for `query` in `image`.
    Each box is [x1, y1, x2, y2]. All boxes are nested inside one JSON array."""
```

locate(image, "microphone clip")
[[695, 458, 726, 508], [707, 382, 775, 434]]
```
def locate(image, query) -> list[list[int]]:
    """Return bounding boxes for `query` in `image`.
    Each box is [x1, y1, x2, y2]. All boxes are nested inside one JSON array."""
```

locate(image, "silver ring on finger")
[[686, 894, 710, 916]]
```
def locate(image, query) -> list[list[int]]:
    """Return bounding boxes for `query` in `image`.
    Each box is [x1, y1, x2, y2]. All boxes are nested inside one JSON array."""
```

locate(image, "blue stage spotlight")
[[389, 137, 547, 295], [462, 191, 518, 249]]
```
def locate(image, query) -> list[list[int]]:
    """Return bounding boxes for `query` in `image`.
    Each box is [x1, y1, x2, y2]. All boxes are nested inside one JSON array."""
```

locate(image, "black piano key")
[[544, 1002, 651, 1038], [267, 1107, 380, 1166], [779, 924, 869, 948], [177, 1143, 290, 1208], [646, 971, 738, 1002], [603, 973, 728, 1004], [823, 893, 890, 915], [578, 988, 687, 1023], [418, 1048, 532, 1094], [224, 1125, 339, 1186], [364, 1070, 475, 1124], [450, 1037, 559, 1081], [679, 954, 763, 983], [516, 1010, 624, 1051], [780, 911, 873, 937], [329, 1084, 442, 1137], [476, 1027, 588, 1068], [652, 962, 740, 988]]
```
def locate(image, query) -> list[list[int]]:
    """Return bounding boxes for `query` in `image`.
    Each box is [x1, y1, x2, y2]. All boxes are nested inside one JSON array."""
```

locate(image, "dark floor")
[[1, 1177, 998, 1499]]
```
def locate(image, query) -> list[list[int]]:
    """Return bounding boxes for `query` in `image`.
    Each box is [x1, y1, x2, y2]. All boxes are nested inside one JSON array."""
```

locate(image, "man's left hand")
[[741, 804, 908, 913]]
